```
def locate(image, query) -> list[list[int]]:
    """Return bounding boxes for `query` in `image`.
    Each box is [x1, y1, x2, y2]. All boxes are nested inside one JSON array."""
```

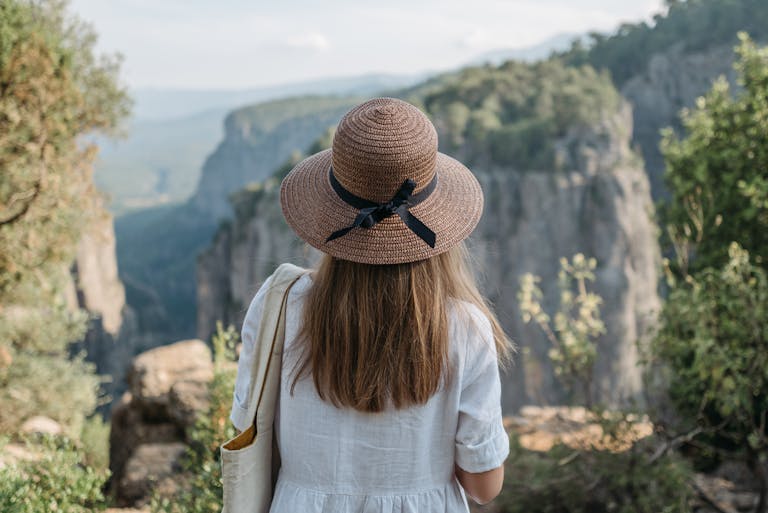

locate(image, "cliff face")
[[472, 102, 660, 411], [115, 97, 362, 350], [67, 208, 138, 414], [196, 179, 319, 341], [621, 43, 739, 200], [197, 100, 660, 412], [191, 97, 360, 220]]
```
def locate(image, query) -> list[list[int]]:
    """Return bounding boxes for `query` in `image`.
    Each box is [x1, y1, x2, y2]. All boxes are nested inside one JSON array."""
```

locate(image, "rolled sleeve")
[[229, 274, 274, 432], [455, 309, 510, 473]]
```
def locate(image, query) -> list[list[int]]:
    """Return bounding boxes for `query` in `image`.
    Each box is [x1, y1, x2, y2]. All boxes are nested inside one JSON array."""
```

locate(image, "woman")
[[230, 97, 514, 512]]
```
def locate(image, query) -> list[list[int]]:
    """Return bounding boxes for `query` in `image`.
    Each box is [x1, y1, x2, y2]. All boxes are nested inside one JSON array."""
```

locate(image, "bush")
[[80, 413, 111, 473], [660, 33, 768, 276], [650, 243, 768, 508], [497, 427, 693, 513], [0, 435, 110, 513]]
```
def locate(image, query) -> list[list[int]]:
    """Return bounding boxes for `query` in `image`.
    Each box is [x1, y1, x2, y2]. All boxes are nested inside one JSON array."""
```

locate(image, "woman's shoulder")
[[244, 265, 312, 316], [448, 299, 493, 340], [447, 298, 497, 368]]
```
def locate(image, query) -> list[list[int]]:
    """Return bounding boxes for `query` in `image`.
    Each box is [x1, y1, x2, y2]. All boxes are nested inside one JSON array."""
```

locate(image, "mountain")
[[95, 73, 429, 214], [468, 32, 584, 66], [130, 72, 431, 122], [191, 95, 360, 220], [558, 0, 768, 200], [119, 0, 768, 410]]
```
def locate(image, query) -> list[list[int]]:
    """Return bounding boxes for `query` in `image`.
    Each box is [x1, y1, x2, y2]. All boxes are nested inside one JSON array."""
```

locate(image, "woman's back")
[[230, 272, 509, 512], [228, 97, 511, 512]]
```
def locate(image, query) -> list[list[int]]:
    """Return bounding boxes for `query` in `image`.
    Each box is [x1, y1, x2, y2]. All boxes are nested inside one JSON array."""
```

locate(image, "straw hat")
[[279, 97, 484, 264]]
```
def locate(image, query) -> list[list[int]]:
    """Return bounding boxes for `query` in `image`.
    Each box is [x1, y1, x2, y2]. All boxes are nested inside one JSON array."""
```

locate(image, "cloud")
[[284, 32, 331, 51], [458, 29, 493, 49]]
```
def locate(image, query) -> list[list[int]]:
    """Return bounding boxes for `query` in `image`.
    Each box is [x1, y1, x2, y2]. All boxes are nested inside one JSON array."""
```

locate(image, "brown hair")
[[290, 241, 514, 412]]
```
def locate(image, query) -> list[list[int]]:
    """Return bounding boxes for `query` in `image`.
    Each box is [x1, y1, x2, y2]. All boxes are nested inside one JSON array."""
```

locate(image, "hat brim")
[[280, 148, 484, 264]]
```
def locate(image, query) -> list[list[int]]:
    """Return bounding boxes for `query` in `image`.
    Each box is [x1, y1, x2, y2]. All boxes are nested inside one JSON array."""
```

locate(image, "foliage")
[[227, 95, 359, 139], [496, 429, 693, 513], [650, 243, 768, 505], [418, 59, 622, 170], [561, 0, 768, 88], [648, 32, 768, 513], [660, 33, 768, 276], [151, 322, 239, 513], [518, 254, 605, 407], [0, 0, 129, 434], [79, 413, 111, 472], [0, 435, 110, 513], [511, 254, 696, 511]]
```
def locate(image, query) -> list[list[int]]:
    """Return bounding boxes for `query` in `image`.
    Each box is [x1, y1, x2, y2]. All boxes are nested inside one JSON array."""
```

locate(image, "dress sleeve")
[[454, 309, 510, 473], [229, 273, 274, 431]]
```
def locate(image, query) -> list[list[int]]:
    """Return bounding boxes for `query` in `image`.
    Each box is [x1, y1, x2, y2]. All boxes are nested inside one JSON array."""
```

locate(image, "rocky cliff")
[[191, 96, 361, 220], [621, 42, 740, 201], [471, 102, 660, 411], [66, 207, 139, 414], [197, 97, 660, 412], [109, 339, 212, 507]]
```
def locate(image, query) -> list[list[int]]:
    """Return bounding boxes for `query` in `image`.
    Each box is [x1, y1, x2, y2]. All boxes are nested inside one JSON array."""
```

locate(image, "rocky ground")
[[108, 339, 214, 508]]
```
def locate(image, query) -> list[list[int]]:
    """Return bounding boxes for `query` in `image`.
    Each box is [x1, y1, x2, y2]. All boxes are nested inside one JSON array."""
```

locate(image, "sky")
[[70, 0, 666, 91]]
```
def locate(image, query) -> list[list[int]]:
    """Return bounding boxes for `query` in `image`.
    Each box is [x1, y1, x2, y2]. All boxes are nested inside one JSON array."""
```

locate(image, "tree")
[[517, 254, 605, 408], [0, 0, 130, 434], [651, 243, 768, 513], [652, 34, 768, 513], [660, 32, 768, 276]]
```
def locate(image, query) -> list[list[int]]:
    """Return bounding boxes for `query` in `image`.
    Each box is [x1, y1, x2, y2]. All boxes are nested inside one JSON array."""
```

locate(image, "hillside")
[[560, 0, 768, 199], [115, 95, 362, 345]]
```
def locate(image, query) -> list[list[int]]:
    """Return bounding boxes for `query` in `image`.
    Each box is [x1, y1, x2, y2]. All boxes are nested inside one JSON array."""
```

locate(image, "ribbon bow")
[[326, 172, 437, 248]]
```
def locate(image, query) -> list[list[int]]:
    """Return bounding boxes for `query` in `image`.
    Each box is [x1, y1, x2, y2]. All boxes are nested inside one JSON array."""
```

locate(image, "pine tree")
[[0, 0, 130, 435]]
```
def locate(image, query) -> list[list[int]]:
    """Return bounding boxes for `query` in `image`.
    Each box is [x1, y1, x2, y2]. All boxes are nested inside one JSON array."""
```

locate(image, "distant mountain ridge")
[[467, 32, 584, 66], [96, 72, 429, 213], [130, 72, 431, 122]]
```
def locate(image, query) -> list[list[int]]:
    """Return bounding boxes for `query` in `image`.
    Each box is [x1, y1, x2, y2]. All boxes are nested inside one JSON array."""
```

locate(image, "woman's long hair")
[[291, 241, 514, 412]]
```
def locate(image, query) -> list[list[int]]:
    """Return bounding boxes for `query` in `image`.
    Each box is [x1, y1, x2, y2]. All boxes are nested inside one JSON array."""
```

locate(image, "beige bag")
[[220, 263, 307, 513]]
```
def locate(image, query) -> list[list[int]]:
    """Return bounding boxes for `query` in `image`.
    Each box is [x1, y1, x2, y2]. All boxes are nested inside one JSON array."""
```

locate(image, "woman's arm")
[[455, 463, 504, 505]]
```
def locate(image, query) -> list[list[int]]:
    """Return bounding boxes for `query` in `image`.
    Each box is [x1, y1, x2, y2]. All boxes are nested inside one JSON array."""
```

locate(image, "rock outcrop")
[[66, 208, 139, 415], [109, 339, 212, 507], [191, 96, 359, 220], [197, 100, 661, 412], [621, 43, 741, 201]]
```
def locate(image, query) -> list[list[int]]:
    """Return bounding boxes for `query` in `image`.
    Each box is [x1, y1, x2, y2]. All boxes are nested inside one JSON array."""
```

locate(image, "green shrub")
[[79, 414, 111, 473], [0, 435, 110, 513], [497, 429, 692, 513], [420, 59, 622, 170], [660, 33, 768, 276], [650, 243, 768, 505], [0, 0, 129, 435], [518, 254, 604, 408]]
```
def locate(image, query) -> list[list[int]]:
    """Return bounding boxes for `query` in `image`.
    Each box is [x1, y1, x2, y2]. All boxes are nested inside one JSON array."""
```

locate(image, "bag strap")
[[245, 263, 307, 434]]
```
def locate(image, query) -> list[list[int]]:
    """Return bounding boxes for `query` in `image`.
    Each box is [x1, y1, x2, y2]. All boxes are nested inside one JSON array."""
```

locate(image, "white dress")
[[230, 272, 509, 513]]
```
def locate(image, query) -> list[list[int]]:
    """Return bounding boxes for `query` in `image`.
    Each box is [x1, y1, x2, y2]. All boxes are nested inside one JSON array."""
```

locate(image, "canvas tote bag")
[[220, 263, 307, 513]]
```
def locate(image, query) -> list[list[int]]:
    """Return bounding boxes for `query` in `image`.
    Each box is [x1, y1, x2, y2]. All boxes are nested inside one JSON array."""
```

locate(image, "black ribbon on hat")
[[326, 167, 437, 248]]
